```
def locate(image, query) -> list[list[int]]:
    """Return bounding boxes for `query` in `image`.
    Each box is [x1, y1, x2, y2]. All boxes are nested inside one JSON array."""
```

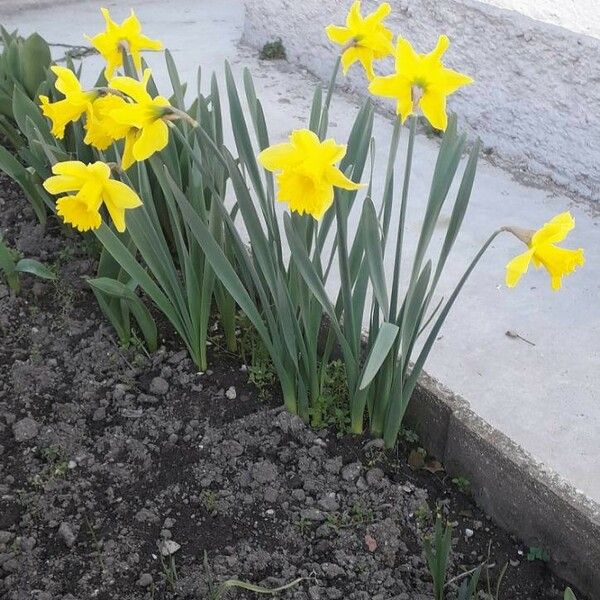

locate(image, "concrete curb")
[[407, 372, 600, 597], [243, 0, 600, 206]]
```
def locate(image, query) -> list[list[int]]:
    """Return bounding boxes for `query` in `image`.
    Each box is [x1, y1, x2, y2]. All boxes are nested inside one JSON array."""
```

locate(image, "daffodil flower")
[[107, 69, 172, 169], [369, 35, 473, 131], [39, 66, 99, 139], [86, 7, 163, 80], [504, 212, 585, 291], [325, 1, 394, 81], [258, 129, 364, 220], [43, 161, 142, 233], [84, 94, 131, 150]]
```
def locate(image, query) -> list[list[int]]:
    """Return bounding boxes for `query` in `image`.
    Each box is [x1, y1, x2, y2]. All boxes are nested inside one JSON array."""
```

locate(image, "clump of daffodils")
[[37, 7, 195, 233], [258, 2, 585, 290]]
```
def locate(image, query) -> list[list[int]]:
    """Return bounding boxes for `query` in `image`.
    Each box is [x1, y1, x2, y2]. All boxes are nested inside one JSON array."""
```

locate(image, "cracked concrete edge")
[[406, 370, 600, 597]]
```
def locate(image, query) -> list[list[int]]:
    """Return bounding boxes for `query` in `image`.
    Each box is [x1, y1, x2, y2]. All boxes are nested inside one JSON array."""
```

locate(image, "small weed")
[[294, 516, 312, 536], [37, 445, 70, 480], [452, 476, 471, 495], [159, 552, 178, 591], [527, 546, 550, 562], [423, 514, 453, 600], [350, 500, 374, 525], [364, 444, 388, 468], [259, 38, 286, 60], [200, 490, 218, 516], [415, 502, 432, 526], [84, 516, 105, 572], [309, 360, 350, 435], [239, 318, 276, 400], [52, 280, 76, 325], [399, 427, 420, 446], [326, 501, 374, 531]]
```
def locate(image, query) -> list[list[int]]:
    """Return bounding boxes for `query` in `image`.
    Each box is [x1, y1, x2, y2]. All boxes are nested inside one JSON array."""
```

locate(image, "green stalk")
[[389, 116, 417, 321], [280, 374, 298, 415], [323, 54, 341, 114], [381, 115, 402, 240]]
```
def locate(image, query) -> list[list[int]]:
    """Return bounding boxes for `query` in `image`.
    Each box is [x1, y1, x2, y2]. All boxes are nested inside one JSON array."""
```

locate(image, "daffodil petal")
[[532, 212, 575, 246], [43, 175, 83, 195], [419, 91, 448, 131], [121, 130, 138, 170], [325, 24, 353, 45], [104, 179, 143, 210], [51, 160, 89, 178], [132, 118, 169, 161], [258, 142, 297, 171], [505, 248, 534, 288], [326, 166, 363, 191], [346, 0, 362, 29]]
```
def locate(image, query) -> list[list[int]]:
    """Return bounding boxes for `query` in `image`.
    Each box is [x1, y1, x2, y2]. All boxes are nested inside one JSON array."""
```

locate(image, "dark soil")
[[0, 173, 587, 600]]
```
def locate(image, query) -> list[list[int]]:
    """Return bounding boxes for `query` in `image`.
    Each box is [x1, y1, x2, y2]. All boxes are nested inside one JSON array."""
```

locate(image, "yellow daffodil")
[[39, 66, 99, 139], [84, 94, 131, 150], [86, 7, 163, 80], [369, 35, 473, 130], [504, 212, 585, 291], [325, 1, 394, 80], [107, 69, 171, 169], [43, 161, 142, 233], [258, 129, 364, 220]]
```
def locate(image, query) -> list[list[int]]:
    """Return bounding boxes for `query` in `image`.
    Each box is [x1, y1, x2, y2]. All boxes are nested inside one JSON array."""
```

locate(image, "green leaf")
[[12, 85, 51, 144], [0, 235, 18, 291], [217, 577, 303, 596], [87, 277, 137, 300], [166, 166, 272, 351], [14, 258, 56, 280], [0, 144, 47, 222], [564, 588, 577, 600], [20, 33, 51, 98], [362, 197, 389, 319], [88, 276, 157, 352], [359, 322, 399, 390]]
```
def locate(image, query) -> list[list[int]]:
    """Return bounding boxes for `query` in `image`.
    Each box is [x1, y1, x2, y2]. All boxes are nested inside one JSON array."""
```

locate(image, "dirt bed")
[[0, 175, 585, 599]]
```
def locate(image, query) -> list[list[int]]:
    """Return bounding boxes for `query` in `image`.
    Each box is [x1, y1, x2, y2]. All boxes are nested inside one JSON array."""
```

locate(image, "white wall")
[[481, 0, 600, 38], [243, 0, 600, 204]]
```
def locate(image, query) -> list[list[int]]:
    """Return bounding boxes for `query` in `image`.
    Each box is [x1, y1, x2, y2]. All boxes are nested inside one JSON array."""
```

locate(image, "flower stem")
[[323, 54, 341, 113]]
